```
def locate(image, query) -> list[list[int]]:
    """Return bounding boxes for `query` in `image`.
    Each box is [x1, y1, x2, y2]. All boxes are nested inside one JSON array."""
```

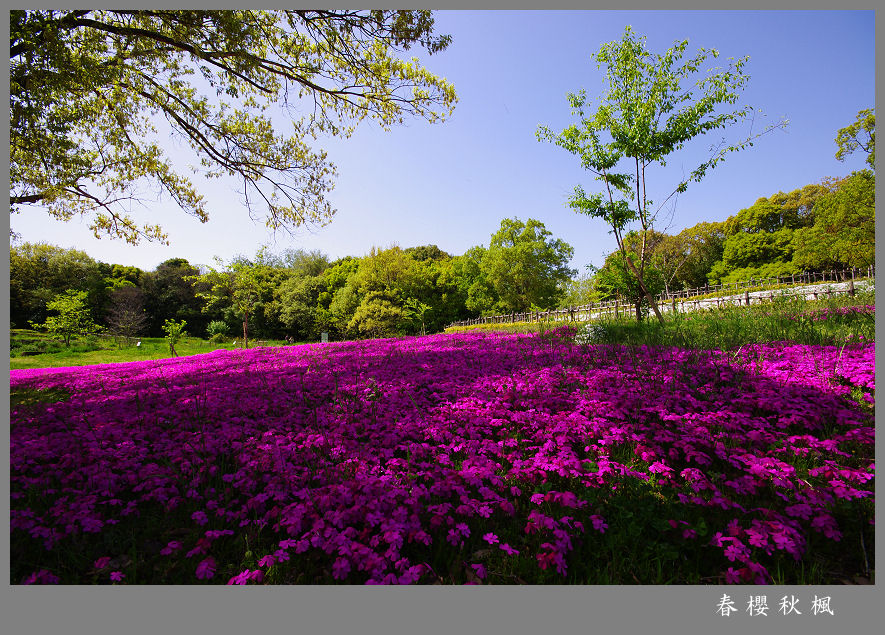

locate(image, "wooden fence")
[[447, 267, 875, 328]]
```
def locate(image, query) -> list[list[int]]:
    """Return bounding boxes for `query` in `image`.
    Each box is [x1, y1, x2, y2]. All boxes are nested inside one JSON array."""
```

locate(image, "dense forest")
[[11, 165, 874, 343]]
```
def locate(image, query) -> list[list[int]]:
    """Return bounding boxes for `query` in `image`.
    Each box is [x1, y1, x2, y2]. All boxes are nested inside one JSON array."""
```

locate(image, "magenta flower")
[[22, 569, 60, 585], [589, 515, 607, 533], [331, 557, 350, 580], [648, 461, 673, 474], [160, 541, 182, 556], [227, 570, 250, 585], [724, 567, 742, 584], [195, 557, 216, 580], [109, 571, 125, 582], [94, 556, 111, 570], [482, 532, 499, 545], [499, 543, 519, 555], [274, 549, 290, 563], [398, 564, 425, 585]]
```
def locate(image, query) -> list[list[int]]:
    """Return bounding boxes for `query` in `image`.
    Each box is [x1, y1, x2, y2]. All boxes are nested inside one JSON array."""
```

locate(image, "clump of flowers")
[[9, 329, 874, 585]]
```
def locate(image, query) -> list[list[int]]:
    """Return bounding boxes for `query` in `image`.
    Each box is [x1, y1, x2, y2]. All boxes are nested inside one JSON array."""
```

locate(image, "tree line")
[[13, 153, 873, 345], [10, 217, 578, 344], [561, 165, 874, 320]]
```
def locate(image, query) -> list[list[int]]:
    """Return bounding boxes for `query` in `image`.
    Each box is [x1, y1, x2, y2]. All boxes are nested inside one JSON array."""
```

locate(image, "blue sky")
[[10, 10, 875, 273]]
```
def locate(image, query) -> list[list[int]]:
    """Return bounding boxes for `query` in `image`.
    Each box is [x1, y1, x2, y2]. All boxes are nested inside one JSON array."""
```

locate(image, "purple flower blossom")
[[331, 557, 351, 581], [23, 569, 60, 584], [195, 557, 216, 580], [160, 541, 182, 556], [589, 515, 607, 533]]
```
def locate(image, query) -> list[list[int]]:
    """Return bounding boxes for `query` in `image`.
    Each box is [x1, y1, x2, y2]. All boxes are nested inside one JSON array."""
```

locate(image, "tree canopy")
[[482, 218, 575, 314], [538, 26, 785, 322], [835, 108, 875, 169], [10, 10, 457, 244], [792, 170, 875, 271]]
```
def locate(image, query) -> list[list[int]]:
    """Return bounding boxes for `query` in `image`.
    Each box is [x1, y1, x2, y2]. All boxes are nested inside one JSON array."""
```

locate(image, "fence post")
[[745, 290, 750, 306], [614, 298, 619, 319]]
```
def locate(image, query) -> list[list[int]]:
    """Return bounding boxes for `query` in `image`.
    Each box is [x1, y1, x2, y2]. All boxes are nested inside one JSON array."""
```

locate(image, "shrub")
[[206, 320, 230, 338]]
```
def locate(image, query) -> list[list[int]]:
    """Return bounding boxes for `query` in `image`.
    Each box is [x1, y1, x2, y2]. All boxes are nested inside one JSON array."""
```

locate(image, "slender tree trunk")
[[612, 226, 665, 325], [621, 251, 665, 324], [243, 312, 249, 349]]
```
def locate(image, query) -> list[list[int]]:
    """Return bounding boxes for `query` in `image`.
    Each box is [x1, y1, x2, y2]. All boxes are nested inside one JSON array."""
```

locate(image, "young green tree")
[[538, 26, 785, 323], [30, 289, 103, 346], [403, 297, 432, 336], [641, 223, 727, 294], [10, 10, 457, 244], [162, 319, 187, 357]]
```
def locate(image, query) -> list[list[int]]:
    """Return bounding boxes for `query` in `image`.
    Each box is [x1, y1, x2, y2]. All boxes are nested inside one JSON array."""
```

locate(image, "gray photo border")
[[2, 1, 880, 634]]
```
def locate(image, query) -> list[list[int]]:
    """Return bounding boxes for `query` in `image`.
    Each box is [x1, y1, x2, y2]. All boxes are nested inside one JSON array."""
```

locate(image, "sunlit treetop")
[[10, 10, 457, 244], [834, 108, 875, 170]]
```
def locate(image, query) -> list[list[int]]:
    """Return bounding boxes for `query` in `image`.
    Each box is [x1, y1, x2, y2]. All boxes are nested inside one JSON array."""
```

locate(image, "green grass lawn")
[[9, 329, 294, 370]]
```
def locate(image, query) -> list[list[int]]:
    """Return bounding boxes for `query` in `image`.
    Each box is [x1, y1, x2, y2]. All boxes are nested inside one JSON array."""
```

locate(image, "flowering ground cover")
[[10, 329, 874, 584]]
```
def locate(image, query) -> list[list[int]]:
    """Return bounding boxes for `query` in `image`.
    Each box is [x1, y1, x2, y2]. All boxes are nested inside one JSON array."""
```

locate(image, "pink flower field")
[[10, 329, 875, 584]]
